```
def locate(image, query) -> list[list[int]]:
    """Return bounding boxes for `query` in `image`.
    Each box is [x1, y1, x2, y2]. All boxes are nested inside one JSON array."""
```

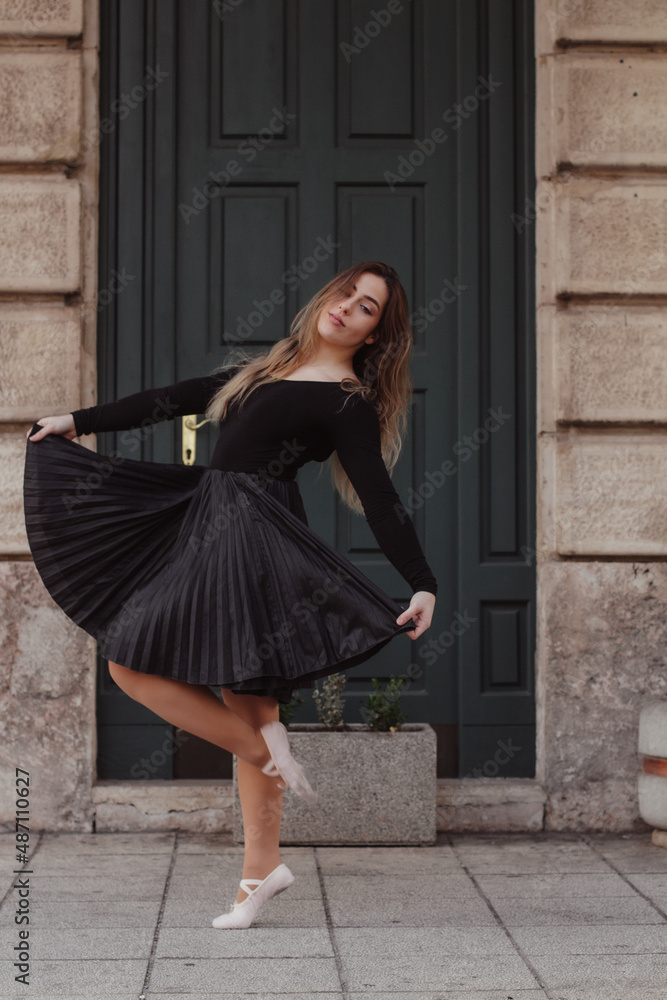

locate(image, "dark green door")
[[96, 0, 535, 781]]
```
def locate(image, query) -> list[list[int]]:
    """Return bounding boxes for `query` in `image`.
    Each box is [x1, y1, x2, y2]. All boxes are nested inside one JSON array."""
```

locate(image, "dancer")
[[23, 260, 437, 928]]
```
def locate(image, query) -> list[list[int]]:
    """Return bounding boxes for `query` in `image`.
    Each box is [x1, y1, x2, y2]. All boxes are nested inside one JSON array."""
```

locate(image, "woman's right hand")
[[26, 414, 77, 442]]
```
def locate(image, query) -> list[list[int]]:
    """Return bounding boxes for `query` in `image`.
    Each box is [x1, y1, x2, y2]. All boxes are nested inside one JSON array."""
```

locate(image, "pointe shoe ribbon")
[[259, 720, 318, 803], [211, 862, 295, 929]]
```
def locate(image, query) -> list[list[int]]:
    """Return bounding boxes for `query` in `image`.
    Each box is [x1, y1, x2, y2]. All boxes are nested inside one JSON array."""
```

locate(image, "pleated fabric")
[[23, 425, 416, 703]]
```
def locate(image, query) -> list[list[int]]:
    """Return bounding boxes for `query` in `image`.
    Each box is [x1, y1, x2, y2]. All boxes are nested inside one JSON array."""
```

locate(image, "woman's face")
[[316, 271, 389, 348]]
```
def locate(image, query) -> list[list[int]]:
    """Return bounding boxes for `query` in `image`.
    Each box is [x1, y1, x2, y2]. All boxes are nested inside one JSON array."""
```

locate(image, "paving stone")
[[167, 872, 322, 903], [2, 831, 666, 999], [149, 956, 341, 993], [34, 832, 174, 855], [323, 870, 478, 901], [315, 844, 461, 875], [0, 996, 139, 1000], [341, 953, 538, 992], [494, 894, 664, 926], [0, 925, 153, 960], [533, 992, 667, 1000], [172, 834, 239, 853], [594, 842, 667, 873], [155, 926, 333, 959], [28, 857, 171, 877], [326, 889, 495, 928], [348, 994, 545, 1000], [625, 873, 667, 896], [18, 875, 164, 901], [161, 896, 327, 929], [173, 850, 318, 877], [0, 959, 145, 994], [475, 872, 636, 898], [335, 925, 516, 957], [511, 923, 667, 955], [148, 995, 343, 1000], [452, 838, 607, 874], [0, 899, 161, 930], [531, 952, 667, 990]]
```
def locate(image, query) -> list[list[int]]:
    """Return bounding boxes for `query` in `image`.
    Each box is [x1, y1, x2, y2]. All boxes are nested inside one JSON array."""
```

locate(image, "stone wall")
[[0, 0, 99, 831], [535, 0, 667, 829]]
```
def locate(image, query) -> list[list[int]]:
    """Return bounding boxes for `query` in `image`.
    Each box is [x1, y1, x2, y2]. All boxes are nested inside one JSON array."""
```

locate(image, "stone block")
[[92, 779, 234, 833], [554, 180, 667, 297], [539, 0, 667, 49], [554, 54, 667, 168], [0, 429, 31, 554], [0, 178, 80, 293], [437, 778, 545, 832], [550, 306, 667, 423], [0, 0, 83, 37], [0, 51, 82, 162], [0, 561, 95, 831], [556, 430, 667, 555], [538, 560, 667, 831], [233, 723, 437, 845], [0, 306, 81, 422]]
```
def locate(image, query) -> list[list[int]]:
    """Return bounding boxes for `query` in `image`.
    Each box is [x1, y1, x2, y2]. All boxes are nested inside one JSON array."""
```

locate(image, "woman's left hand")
[[396, 591, 436, 639]]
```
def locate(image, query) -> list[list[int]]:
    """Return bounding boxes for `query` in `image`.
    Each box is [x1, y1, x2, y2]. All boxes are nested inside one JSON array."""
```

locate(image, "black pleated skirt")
[[23, 426, 416, 703]]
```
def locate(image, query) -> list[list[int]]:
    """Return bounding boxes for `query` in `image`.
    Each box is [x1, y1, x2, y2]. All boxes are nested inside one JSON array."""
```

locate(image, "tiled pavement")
[[1, 830, 667, 998]]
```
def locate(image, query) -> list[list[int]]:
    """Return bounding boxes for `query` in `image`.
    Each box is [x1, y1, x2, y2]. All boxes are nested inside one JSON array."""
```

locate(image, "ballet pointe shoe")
[[211, 862, 295, 929], [259, 720, 318, 803]]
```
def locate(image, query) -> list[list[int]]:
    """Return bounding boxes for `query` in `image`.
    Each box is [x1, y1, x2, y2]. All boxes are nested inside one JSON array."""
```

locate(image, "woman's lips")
[[329, 312, 344, 326]]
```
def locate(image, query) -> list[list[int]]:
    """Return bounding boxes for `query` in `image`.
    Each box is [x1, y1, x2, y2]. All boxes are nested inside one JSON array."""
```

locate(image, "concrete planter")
[[233, 722, 437, 845]]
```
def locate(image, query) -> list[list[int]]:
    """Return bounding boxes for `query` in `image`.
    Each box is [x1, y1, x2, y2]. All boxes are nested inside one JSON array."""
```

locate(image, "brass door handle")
[[182, 415, 210, 466]]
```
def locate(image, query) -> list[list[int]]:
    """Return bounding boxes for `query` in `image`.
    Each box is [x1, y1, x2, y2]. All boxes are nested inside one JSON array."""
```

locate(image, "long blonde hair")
[[204, 261, 414, 515]]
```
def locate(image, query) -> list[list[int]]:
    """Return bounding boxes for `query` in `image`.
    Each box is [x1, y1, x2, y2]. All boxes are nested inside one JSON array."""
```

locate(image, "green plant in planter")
[[360, 677, 406, 732], [279, 688, 304, 727], [312, 672, 346, 729]]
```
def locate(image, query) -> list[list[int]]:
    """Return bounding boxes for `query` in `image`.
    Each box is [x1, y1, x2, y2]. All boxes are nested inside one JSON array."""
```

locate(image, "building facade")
[[1, 0, 666, 833]]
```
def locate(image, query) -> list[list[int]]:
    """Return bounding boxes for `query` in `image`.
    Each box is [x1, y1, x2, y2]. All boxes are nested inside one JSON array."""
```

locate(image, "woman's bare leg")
[[107, 661, 276, 771], [220, 688, 285, 904]]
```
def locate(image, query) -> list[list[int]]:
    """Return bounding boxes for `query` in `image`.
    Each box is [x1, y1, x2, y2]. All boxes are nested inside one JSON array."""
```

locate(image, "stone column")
[[535, 0, 667, 829], [0, 0, 100, 831]]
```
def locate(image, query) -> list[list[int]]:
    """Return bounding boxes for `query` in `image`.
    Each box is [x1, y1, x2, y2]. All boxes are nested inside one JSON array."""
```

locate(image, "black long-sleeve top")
[[70, 367, 438, 597]]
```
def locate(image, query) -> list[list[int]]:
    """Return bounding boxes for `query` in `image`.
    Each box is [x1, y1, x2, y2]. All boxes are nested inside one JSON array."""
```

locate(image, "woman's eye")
[[341, 290, 371, 315]]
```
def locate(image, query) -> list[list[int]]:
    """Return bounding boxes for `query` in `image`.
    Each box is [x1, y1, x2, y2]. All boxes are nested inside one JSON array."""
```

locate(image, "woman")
[[24, 260, 437, 928]]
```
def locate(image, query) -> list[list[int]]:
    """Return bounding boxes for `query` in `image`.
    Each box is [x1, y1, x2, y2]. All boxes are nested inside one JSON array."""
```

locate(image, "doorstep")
[[92, 777, 546, 834]]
